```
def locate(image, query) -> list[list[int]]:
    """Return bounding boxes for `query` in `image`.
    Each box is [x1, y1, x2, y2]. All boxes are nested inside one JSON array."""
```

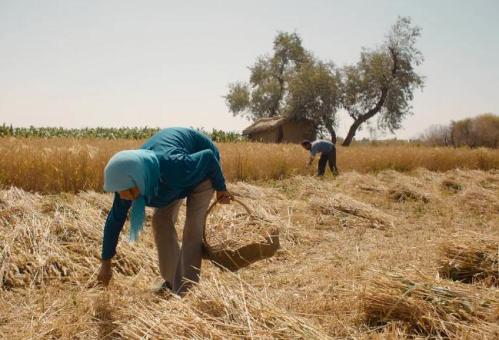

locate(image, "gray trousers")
[[152, 180, 214, 296]]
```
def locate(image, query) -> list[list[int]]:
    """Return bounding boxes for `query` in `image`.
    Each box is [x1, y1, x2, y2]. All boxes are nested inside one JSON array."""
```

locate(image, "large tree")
[[225, 32, 310, 120], [286, 60, 340, 141], [225, 32, 340, 140], [226, 17, 423, 144], [340, 17, 424, 146]]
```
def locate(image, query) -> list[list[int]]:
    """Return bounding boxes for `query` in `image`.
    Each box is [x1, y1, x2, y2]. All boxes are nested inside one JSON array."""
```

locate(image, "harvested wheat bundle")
[[459, 186, 499, 215], [229, 181, 285, 202], [203, 198, 280, 271], [362, 272, 499, 338], [389, 185, 430, 203], [478, 173, 499, 190], [337, 171, 387, 193], [117, 273, 329, 339], [0, 188, 158, 289], [309, 194, 394, 229], [438, 232, 498, 286], [441, 178, 463, 193], [282, 175, 333, 200]]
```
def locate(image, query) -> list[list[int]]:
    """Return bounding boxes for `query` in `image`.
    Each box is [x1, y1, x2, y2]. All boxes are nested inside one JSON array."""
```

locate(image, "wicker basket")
[[201, 198, 280, 271]]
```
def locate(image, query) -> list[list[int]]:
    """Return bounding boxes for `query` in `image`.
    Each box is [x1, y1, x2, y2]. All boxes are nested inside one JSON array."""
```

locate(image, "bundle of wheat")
[[362, 272, 499, 338], [116, 273, 329, 338], [0, 188, 158, 289], [0, 271, 329, 338], [438, 232, 498, 286], [1, 168, 498, 338], [441, 178, 464, 193], [459, 185, 499, 215], [389, 186, 430, 203], [309, 194, 394, 229]]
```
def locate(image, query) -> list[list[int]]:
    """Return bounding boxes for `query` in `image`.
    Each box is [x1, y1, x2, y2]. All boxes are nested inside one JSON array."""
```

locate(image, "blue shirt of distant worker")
[[97, 127, 232, 296], [301, 139, 339, 176]]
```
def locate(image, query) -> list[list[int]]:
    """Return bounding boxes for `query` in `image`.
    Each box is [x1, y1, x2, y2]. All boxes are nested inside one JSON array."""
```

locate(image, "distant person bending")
[[301, 139, 339, 177], [97, 127, 232, 296]]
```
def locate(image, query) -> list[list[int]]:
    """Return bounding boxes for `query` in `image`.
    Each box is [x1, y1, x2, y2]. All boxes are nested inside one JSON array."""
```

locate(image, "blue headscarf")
[[103, 150, 160, 241]]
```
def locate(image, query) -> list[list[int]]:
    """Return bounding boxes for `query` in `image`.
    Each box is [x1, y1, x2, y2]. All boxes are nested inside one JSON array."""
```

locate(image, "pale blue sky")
[[1, 0, 498, 139]]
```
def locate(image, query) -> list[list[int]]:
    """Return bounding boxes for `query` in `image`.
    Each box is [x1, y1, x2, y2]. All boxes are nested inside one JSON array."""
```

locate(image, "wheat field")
[[0, 165, 498, 338], [0, 138, 498, 338], [1, 137, 498, 193]]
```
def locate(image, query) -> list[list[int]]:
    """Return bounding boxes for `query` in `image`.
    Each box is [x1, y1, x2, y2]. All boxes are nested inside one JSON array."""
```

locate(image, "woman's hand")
[[97, 259, 113, 286], [216, 190, 233, 204]]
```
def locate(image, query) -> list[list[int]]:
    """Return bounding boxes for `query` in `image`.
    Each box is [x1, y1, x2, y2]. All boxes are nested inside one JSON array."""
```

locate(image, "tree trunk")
[[325, 125, 337, 144], [270, 64, 286, 117], [342, 88, 388, 146], [342, 49, 399, 147], [277, 125, 284, 143], [342, 119, 363, 146], [331, 129, 337, 144]]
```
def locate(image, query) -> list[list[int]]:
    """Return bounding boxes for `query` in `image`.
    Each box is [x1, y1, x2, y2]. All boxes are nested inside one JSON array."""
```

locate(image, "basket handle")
[[203, 197, 252, 246]]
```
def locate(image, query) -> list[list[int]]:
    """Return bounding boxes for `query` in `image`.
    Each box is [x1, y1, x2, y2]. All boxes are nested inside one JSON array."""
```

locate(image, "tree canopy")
[[226, 32, 311, 119], [287, 60, 340, 140], [341, 17, 424, 145], [226, 17, 424, 145]]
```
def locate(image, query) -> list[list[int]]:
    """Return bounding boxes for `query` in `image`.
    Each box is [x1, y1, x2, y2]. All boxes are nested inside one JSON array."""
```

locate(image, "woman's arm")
[[98, 193, 131, 285], [101, 193, 131, 260]]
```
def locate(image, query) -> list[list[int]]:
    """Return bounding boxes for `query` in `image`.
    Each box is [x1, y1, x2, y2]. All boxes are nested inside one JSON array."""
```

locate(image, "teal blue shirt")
[[101, 127, 226, 259]]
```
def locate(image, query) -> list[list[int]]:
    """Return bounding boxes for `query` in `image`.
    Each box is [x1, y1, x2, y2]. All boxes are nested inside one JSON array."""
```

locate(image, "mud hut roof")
[[242, 116, 288, 135]]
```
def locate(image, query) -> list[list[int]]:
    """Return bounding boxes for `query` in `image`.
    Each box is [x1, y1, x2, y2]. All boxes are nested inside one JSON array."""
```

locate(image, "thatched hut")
[[242, 117, 316, 143]]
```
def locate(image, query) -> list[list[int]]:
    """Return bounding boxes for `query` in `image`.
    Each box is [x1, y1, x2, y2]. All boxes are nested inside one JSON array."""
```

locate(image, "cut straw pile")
[[441, 178, 464, 193], [204, 198, 280, 251], [309, 194, 394, 229], [1, 168, 498, 338], [389, 185, 430, 203], [0, 188, 158, 289], [0, 185, 330, 338], [117, 273, 328, 339], [438, 232, 498, 286], [362, 272, 499, 338], [459, 185, 499, 215]]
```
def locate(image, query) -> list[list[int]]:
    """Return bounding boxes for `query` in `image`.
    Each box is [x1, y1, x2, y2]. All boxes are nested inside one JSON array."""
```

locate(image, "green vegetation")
[[0, 124, 243, 142]]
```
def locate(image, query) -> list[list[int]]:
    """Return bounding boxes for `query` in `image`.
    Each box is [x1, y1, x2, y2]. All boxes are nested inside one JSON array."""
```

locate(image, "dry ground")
[[0, 169, 498, 338]]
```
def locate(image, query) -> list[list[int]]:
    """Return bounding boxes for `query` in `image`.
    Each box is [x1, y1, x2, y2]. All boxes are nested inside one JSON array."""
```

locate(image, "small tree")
[[341, 17, 424, 146], [451, 114, 499, 148], [471, 114, 499, 148], [450, 119, 473, 147], [421, 124, 452, 146]]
